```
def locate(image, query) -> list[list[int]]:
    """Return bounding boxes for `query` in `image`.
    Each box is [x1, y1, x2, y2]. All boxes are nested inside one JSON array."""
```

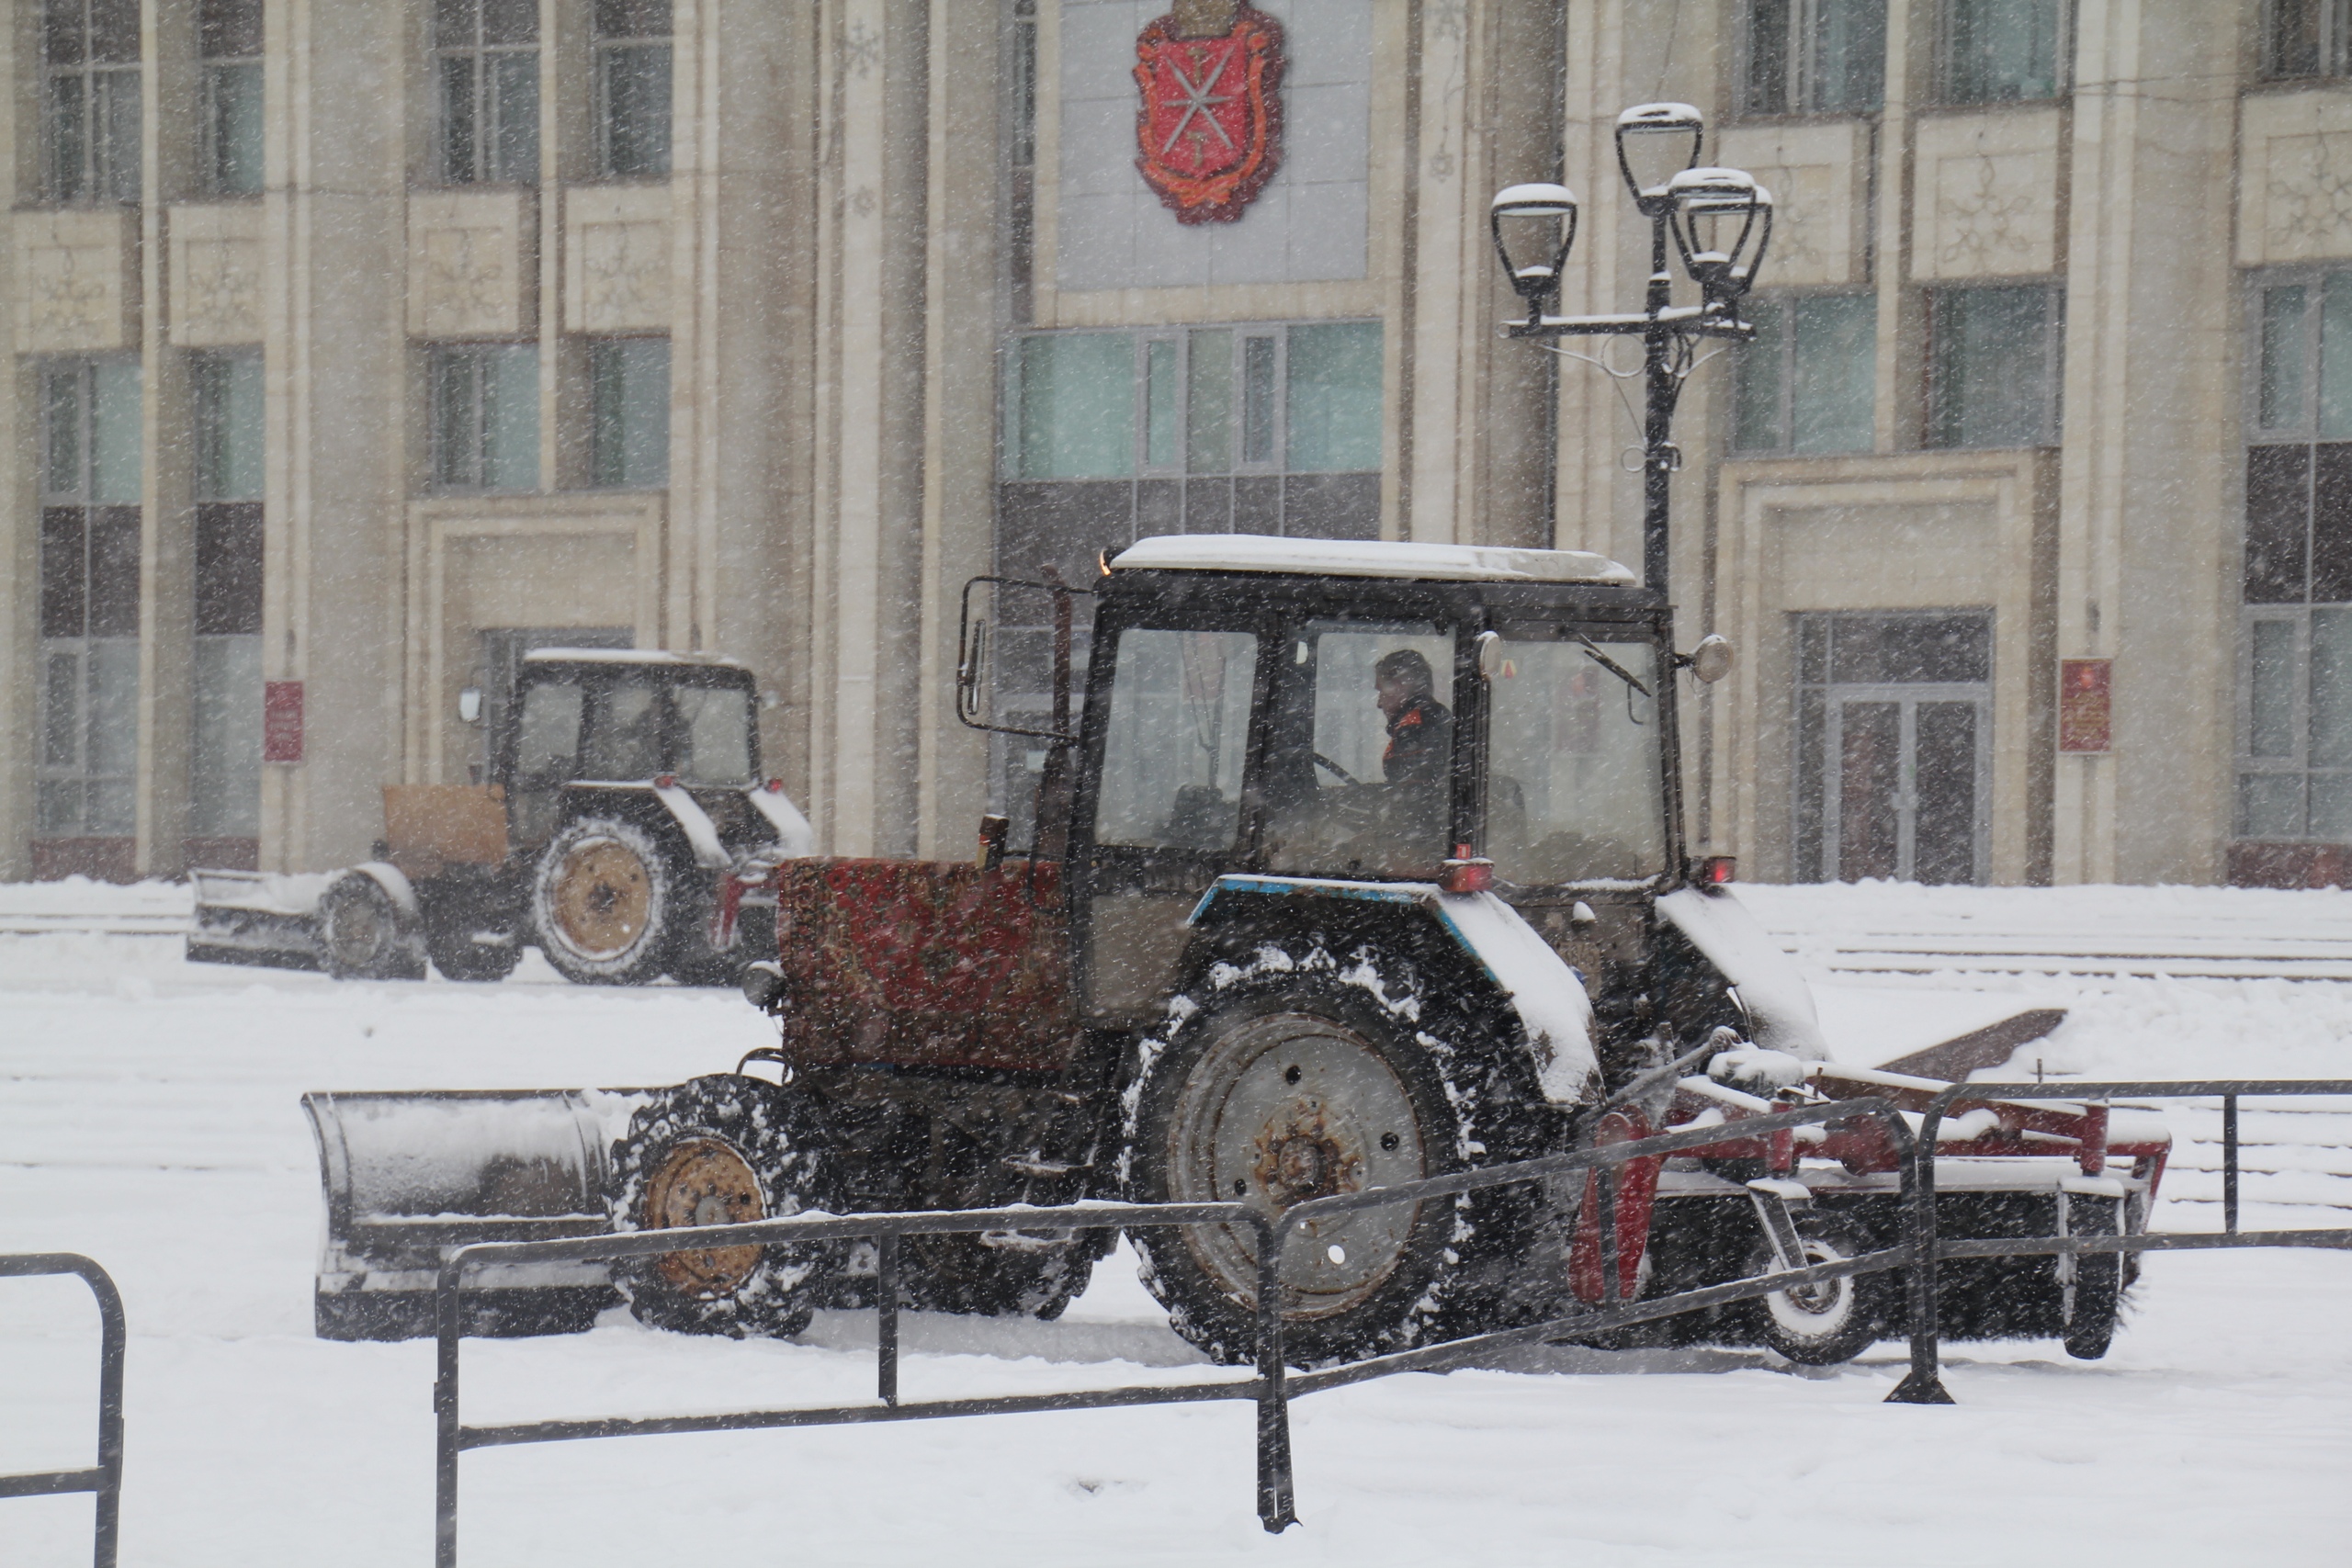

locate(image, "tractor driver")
[[1374, 649, 1453, 792]]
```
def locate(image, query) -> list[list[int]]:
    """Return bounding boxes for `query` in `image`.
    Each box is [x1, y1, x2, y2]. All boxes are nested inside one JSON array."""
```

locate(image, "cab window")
[[673, 684, 753, 784], [1485, 632, 1667, 883], [580, 679, 663, 781], [1092, 627, 1261, 852], [1262, 620, 1454, 877]]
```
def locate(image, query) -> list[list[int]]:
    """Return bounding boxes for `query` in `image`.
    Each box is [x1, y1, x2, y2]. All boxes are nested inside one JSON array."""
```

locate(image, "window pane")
[[435, 0, 481, 49], [210, 62, 265, 195], [2247, 443, 2312, 603], [435, 351, 480, 487], [582, 681, 662, 780], [190, 633, 263, 837], [1241, 335, 1277, 465], [1093, 628, 1260, 852], [48, 74, 87, 200], [201, 0, 266, 59], [196, 502, 265, 636], [89, 0, 140, 63], [596, 0, 673, 37], [1187, 329, 1233, 474], [482, 345, 540, 490], [2263, 285, 2310, 431], [1144, 339, 1180, 469], [1487, 637, 1666, 883], [45, 367, 83, 499], [38, 780, 85, 836], [673, 685, 752, 784], [196, 353, 266, 501], [2312, 607, 2352, 767], [1929, 286, 2052, 448], [2313, 772, 2352, 840], [1733, 294, 1789, 451], [593, 338, 670, 488], [2250, 618, 2298, 759], [86, 637, 141, 780], [2322, 274, 2352, 439], [46, 0, 86, 66], [482, 0, 538, 46], [1791, 293, 1876, 453], [98, 69, 141, 202], [41, 510, 86, 638], [2314, 442, 2352, 602], [490, 52, 540, 184], [1283, 321, 1382, 472], [88, 508, 141, 637], [1745, 0, 1792, 112], [440, 55, 478, 183], [91, 361, 142, 504], [43, 649, 81, 767], [2240, 772, 2305, 837], [1946, 0, 2066, 103], [2271, 0, 2323, 77], [602, 42, 672, 177], [1263, 623, 1454, 876], [1815, 0, 1887, 112], [1016, 333, 1134, 479], [514, 681, 583, 789]]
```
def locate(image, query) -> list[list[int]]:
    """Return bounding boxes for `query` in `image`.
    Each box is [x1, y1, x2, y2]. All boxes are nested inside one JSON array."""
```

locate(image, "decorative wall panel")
[[564, 184, 673, 333], [169, 203, 265, 345], [1717, 121, 1869, 288], [2240, 89, 2352, 266], [1910, 107, 2063, 280], [407, 188, 536, 339], [14, 209, 138, 353]]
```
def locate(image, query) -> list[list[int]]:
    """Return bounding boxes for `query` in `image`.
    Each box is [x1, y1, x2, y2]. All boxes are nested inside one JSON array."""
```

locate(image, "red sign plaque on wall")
[[263, 681, 305, 764], [1134, 0, 1285, 225], [2057, 659, 2111, 753]]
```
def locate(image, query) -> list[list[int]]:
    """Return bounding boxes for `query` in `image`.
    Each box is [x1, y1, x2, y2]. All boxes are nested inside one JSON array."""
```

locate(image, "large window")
[[436, 0, 538, 186], [432, 344, 539, 490], [1732, 293, 1876, 454], [39, 358, 143, 844], [2266, 0, 2352, 79], [591, 337, 669, 488], [1941, 0, 2071, 104], [1925, 284, 2062, 449], [1487, 635, 1667, 885], [595, 0, 672, 177], [201, 0, 262, 196], [1742, 0, 1885, 117], [1091, 628, 1261, 854], [1261, 620, 1457, 878], [190, 352, 264, 849], [45, 0, 141, 204]]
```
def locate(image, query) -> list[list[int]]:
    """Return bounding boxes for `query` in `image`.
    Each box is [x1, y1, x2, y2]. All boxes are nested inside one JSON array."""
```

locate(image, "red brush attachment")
[[1439, 858, 1494, 894]]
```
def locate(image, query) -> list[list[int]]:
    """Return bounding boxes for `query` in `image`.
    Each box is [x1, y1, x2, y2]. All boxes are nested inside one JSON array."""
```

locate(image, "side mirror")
[[458, 687, 483, 724], [1685, 635, 1734, 684], [1475, 630, 1505, 680]]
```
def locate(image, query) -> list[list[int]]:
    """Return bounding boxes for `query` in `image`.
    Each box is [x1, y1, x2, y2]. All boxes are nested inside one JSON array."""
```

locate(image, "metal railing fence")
[[0, 1253, 125, 1568]]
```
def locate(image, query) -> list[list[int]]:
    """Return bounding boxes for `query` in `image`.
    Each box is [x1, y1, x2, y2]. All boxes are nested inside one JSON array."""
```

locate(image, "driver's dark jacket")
[[1382, 694, 1453, 791]]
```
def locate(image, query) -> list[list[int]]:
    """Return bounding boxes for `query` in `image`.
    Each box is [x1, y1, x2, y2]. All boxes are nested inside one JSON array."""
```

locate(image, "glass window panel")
[[2250, 617, 2299, 760], [1913, 701, 1979, 884], [1016, 333, 1135, 479], [1145, 339, 1180, 469], [1283, 321, 1382, 472], [482, 345, 540, 490], [43, 649, 81, 767], [2263, 285, 2310, 431], [1929, 286, 2053, 448], [46, 367, 83, 499], [46, 0, 86, 65], [47, 75, 87, 201], [1746, 0, 1792, 111], [1093, 627, 1260, 852], [1945, 0, 2066, 104], [490, 52, 540, 184], [435, 350, 478, 487], [209, 62, 265, 195], [2314, 772, 2352, 839], [514, 681, 583, 790], [196, 353, 266, 501], [1815, 0, 1887, 112], [90, 0, 141, 62], [1187, 329, 1233, 474], [482, 0, 537, 45], [2246, 443, 2312, 604], [1732, 295, 1788, 451], [41, 510, 85, 638], [86, 637, 141, 778], [98, 69, 140, 202], [86, 777, 136, 838], [593, 338, 670, 488], [201, 0, 265, 59], [673, 685, 753, 784], [90, 360, 141, 504], [1791, 294, 1875, 453], [189, 634, 263, 837], [2319, 273, 2352, 439], [87, 509, 141, 637], [1262, 623, 1455, 876], [440, 54, 478, 183], [582, 681, 662, 780], [2271, 0, 2324, 77], [602, 43, 672, 177], [38, 781, 85, 836], [2312, 607, 2352, 767], [435, 0, 480, 49], [1486, 636, 1666, 884], [597, 0, 673, 37], [195, 502, 264, 636], [2241, 772, 2305, 837], [1241, 335, 1277, 465]]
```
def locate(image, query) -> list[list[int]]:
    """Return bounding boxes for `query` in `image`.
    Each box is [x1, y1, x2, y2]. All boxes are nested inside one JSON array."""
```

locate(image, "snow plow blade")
[[187, 868, 333, 970], [303, 1089, 645, 1341]]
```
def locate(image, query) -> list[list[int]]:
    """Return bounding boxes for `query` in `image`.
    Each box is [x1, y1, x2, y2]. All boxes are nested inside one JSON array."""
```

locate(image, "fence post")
[[1886, 1095, 1955, 1405], [88, 1260, 125, 1568], [435, 1261, 464, 1568], [876, 1233, 900, 1407], [2222, 1094, 2239, 1235], [1253, 1216, 1295, 1533]]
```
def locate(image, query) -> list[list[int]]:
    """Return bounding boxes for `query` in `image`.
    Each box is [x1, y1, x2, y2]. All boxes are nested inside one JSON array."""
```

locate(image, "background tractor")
[[193, 649, 811, 987], [303, 539, 2165, 1364]]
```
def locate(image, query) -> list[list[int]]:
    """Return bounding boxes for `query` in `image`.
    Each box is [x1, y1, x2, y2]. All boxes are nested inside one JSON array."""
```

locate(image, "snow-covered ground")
[[3, 879, 2349, 1565]]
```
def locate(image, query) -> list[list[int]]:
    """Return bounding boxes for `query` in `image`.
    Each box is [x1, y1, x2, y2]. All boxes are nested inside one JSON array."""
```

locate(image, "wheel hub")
[[642, 1137, 766, 1299], [552, 839, 651, 957]]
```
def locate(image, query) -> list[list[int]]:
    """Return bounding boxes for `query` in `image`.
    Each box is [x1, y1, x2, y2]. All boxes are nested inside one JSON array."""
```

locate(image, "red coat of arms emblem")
[[1133, 1, 1285, 225]]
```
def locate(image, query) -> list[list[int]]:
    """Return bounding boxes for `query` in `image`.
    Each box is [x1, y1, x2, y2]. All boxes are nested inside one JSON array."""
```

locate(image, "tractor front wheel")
[[534, 816, 676, 985], [608, 1074, 844, 1338]]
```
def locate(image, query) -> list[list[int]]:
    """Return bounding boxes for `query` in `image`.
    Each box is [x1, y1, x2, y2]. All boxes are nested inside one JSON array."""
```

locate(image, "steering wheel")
[[1312, 752, 1361, 785]]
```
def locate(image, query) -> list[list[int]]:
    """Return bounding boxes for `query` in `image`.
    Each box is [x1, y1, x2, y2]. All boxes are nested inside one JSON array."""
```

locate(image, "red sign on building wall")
[[2057, 659, 2111, 753], [263, 681, 304, 764], [1134, 1, 1285, 225]]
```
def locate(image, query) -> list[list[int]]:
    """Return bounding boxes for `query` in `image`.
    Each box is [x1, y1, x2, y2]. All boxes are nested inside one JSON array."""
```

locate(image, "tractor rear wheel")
[[534, 816, 676, 985], [319, 874, 424, 981], [608, 1074, 844, 1338], [1124, 935, 1553, 1368]]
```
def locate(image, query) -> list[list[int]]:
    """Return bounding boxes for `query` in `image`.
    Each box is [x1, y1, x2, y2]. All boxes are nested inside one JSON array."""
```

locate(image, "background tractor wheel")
[[608, 1074, 844, 1338], [1745, 1213, 1891, 1367], [319, 874, 424, 981], [533, 816, 677, 985], [2062, 1193, 2123, 1359], [1124, 934, 1554, 1369], [904, 1229, 1114, 1320]]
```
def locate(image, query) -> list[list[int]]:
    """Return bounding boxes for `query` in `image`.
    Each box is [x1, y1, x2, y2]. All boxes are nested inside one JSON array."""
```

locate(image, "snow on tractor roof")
[[521, 648, 747, 668], [1108, 534, 1640, 586]]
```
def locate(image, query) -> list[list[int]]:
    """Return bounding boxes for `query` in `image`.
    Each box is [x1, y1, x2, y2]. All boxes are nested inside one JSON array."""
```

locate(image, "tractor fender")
[[1655, 886, 1827, 1060], [1187, 874, 1599, 1106], [345, 861, 423, 919], [743, 783, 816, 857], [648, 781, 730, 870]]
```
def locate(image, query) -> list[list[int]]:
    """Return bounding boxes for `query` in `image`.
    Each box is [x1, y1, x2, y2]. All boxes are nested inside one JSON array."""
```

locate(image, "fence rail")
[[0, 1253, 125, 1568]]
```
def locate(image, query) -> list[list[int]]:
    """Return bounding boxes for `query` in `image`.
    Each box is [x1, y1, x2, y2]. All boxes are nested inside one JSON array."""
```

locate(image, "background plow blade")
[[303, 1089, 644, 1340], [187, 869, 332, 970]]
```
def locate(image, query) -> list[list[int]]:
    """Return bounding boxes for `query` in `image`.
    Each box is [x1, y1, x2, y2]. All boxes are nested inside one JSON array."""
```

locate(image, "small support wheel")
[[319, 873, 424, 981], [608, 1074, 844, 1338], [1747, 1213, 1890, 1367]]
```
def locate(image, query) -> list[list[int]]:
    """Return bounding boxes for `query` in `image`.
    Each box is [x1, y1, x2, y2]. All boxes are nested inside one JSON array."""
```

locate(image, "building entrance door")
[[1823, 686, 1989, 884]]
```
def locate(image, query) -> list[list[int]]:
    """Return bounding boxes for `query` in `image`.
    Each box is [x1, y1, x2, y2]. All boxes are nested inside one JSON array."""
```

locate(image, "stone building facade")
[[0, 0, 2337, 889]]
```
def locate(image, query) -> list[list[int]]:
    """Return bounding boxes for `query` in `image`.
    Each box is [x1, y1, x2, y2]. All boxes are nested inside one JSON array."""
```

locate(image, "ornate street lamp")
[[1490, 104, 1772, 593]]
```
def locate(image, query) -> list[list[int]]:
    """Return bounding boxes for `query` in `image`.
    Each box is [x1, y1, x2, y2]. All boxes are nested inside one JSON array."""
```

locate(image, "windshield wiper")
[[1570, 631, 1652, 698]]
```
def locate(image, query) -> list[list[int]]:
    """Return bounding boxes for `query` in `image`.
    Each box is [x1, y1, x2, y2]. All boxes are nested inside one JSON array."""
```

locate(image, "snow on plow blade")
[[303, 1089, 645, 1341], [187, 868, 332, 970]]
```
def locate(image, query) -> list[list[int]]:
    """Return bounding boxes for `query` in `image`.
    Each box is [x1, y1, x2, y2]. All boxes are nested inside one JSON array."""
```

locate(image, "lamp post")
[[1489, 103, 1772, 594]]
